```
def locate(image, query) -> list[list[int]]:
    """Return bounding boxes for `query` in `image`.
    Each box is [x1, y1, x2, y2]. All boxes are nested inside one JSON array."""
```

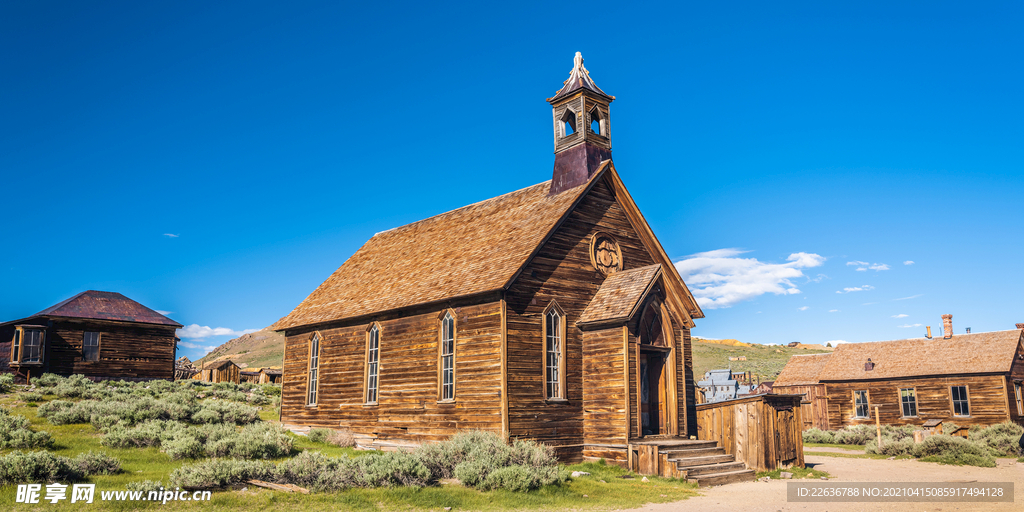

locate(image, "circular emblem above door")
[[590, 232, 623, 275]]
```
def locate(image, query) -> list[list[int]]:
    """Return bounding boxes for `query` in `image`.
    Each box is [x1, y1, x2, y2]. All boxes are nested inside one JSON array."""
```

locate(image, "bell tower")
[[548, 52, 614, 194]]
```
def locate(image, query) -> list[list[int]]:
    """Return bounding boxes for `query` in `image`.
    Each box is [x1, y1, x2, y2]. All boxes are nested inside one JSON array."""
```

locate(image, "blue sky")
[[2, 2, 1022, 360]]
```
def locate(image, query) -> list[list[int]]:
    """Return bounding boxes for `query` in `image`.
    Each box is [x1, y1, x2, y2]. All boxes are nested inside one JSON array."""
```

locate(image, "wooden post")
[[874, 406, 882, 449]]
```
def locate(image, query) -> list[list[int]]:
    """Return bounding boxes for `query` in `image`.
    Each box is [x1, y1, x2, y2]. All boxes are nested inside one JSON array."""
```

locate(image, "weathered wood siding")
[[44, 320, 176, 380], [773, 383, 829, 431], [281, 301, 503, 443], [505, 178, 658, 451], [1008, 340, 1024, 425], [696, 394, 804, 472], [582, 326, 627, 443], [824, 375, 1011, 428]]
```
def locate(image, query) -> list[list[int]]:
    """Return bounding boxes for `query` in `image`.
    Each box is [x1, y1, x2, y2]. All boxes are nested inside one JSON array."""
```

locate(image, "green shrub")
[[480, 464, 565, 492], [802, 428, 834, 444], [307, 428, 331, 444], [204, 423, 292, 459], [912, 435, 995, 467], [19, 391, 44, 402], [942, 422, 960, 435], [193, 400, 260, 425], [0, 374, 15, 393], [275, 451, 359, 491], [866, 437, 915, 456], [32, 373, 64, 388], [971, 422, 1024, 457], [260, 384, 281, 396], [163, 435, 205, 460], [357, 451, 431, 487], [125, 480, 164, 494], [169, 458, 275, 488], [74, 451, 121, 475], [832, 425, 875, 445], [417, 431, 560, 491], [0, 451, 83, 483], [0, 408, 53, 448]]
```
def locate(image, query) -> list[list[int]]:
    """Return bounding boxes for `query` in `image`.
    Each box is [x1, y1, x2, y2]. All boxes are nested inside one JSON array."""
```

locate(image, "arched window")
[[439, 311, 456, 401], [543, 301, 566, 400], [307, 332, 322, 406], [365, 324, 380, 404], [559, 109, 577, 137], [639, 303, 667, 347]]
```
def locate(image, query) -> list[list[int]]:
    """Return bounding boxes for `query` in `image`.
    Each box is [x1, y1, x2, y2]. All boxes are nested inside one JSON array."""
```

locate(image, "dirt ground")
[[623, 448, 1024, 512]]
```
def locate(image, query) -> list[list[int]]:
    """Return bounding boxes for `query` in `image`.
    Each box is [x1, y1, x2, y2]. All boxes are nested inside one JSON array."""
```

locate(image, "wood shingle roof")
[[815, 330, 1024, 381], [774, 353, 832, 386], [271, 175, 598, 331], [577, 264, 661, 327]]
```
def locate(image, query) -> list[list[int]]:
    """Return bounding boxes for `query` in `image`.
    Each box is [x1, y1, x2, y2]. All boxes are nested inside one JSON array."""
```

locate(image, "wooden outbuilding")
[[258, 368, 282, 384], [240, 370, 261, 384], [272, 53, 711, 467], [193, 359, 241, 384], [0, 290, 181, 382], [696, 394, 805, 471], [773, 353, 832, 430], [775, 318, 1024, 430]]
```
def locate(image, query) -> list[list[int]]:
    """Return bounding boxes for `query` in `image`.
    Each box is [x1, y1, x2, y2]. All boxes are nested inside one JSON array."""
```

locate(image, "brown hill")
[[196, 328, 284, 370]]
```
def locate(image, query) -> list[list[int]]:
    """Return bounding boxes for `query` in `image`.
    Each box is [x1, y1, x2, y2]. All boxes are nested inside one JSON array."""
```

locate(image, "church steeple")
[[548, 52, 614, 194]]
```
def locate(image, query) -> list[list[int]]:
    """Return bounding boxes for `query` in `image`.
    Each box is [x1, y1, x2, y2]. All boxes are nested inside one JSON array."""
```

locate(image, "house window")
[[13, 328, 44, 364], [439, 311, 455, 401], [307, 333, 321, 406], [900, 388, 917, 417], [365, 324, 380, 404], [83, 332, 100, 362], [543, 302, 566, 400], [1015, 381, 1023, 416], [854, 390, 869, 418], [951, 385, 970, 416]]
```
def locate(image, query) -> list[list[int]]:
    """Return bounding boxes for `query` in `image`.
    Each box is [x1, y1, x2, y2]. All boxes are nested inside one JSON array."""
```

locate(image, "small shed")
[[193, 359, 241, 384], [258, 368, 282, 384], [240, 370, 261, 384], [696, 394, 805, 472]]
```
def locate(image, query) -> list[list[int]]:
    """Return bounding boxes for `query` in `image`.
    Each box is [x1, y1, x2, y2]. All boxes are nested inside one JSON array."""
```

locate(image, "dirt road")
[[624, 451, 1024, 512]]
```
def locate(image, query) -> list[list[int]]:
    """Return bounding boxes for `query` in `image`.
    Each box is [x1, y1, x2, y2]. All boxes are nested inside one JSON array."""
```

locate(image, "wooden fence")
[[696, 394, 804, 472]]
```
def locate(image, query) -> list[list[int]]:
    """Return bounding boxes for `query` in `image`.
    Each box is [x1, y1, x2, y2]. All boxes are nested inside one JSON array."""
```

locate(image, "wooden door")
[[639, 352, 666, 436]]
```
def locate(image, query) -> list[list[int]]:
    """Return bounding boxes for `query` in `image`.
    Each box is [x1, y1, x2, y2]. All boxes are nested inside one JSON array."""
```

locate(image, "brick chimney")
[[926, 326, 932, 339], [942, 314, 953, 339]]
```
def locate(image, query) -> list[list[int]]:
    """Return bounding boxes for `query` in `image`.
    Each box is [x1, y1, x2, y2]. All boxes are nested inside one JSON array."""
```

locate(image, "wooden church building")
[[273, 53, 705, 462]]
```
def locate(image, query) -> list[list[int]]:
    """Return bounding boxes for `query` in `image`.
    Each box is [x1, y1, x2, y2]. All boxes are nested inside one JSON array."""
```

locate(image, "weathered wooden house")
[[0, 290, 181, 381], [773, 353, 832, 430], [272, 53, 708, 464], [258, 368, 282, 384], [193, 359, 242, 384], [775, 317, 1024, 430]]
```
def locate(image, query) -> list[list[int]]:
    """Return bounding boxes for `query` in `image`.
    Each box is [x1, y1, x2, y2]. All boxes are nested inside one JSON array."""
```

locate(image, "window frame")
[[853, 390, 870, 419], [364, 323, 381, 405], [437, 310, 457, 403], [542, 301, 567, 401], [950, 385, 971, 417], [11, 326, 46, 365], [1014, 381, 1023, 417], [899, 387, 918, 418], [82, 331, 101, 362], [306, 331, 322, 407], [638, 300, 670, 348]]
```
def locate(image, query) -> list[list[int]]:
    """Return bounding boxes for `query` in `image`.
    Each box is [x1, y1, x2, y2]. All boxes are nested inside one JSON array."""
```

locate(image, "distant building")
[[775, 316, 1024, 430], [0, 290, 181, 382], [697, 369, 756, 403]]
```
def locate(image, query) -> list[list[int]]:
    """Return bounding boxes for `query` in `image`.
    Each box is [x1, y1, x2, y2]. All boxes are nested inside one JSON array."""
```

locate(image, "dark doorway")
[[640, 351, 666, 436]]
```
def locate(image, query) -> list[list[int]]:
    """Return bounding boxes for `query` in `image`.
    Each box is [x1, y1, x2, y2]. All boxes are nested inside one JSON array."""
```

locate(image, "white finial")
[[574, 51, 584, 70]]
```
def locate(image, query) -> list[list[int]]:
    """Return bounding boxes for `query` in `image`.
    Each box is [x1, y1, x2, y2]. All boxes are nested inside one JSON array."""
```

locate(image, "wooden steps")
[[638, 438, 756, 486]]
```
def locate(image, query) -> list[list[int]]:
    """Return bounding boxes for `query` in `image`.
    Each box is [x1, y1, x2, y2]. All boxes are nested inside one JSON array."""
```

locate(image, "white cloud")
[[674, 249, 826, 309], [177, 340, 218, 353], [163, 233, 179, 238], [898, 323, 923, 328], [862, 302, 878, 305], [798, 306, 809, 311], [855, 267, 867, 272], [892, 314, 908, 318], [847, 261, 869, 266], [848, 261, 889, 271], [808, 274, 829, 283], [176, 324, 259, 339], [836, 285, 875, 294], [894, 294, 923, 301], [868, 264, 890, 271], [829, 309, 839, 312], [904, 260, 914, 265]]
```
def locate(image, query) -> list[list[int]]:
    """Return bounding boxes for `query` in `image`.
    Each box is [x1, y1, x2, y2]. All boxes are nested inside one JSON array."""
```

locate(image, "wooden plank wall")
[[824, 375, 1011, 429], [1006, 339, 1024, 426], [281, 302, 503, 444], [505, 177, 657, 454], [582, 327, 627, 444], [773, 383, 829, 431], [45, 320, 176, 380], [696, 395, 804, 472]]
